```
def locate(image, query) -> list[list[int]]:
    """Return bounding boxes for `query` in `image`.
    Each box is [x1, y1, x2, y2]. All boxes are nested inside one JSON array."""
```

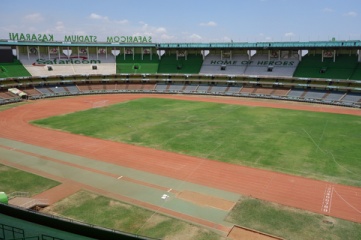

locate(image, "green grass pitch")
[[0, 164, 59, 196], [32, 98, 361, 186]]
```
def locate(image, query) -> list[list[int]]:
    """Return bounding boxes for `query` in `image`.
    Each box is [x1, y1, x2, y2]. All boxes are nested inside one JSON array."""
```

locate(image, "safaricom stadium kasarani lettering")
[[8, 32, 152, 43], [36, 58, 101, 65]]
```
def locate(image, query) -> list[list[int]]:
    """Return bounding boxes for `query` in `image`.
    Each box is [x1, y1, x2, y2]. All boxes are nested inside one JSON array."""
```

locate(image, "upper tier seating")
[[158, 54, 203, 74], [349, 63, 361, 81], [0, 60, 31, 78], [243, 54, 299, 77], [116, 54, 159, 74], [199, 54, 249, 75], [293, 54, 358, 80], [19, 54, 116, 76]]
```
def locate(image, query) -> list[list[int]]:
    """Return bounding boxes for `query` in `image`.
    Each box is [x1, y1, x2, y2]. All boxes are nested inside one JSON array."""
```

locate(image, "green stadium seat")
[[0, 60, 31, 78], [158, 54, 203, 74], [293, 54, 358, 80], [116, 54, 159, 74]]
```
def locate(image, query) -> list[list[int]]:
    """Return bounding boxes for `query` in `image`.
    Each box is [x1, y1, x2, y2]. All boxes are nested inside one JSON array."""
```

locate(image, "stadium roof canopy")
[[158, 41, 361, 49], [0, 40, 156, 48], [0, 40, 360, 50]]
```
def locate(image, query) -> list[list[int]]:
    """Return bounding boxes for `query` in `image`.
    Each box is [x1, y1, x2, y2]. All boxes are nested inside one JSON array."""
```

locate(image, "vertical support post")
[[321, 50, 324, 62], [15, 46, 19, 60]]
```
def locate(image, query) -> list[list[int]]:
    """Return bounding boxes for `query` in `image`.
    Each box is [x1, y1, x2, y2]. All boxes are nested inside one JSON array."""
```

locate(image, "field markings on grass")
[[326, 150, 356, 175], [302, 128, 323, 152], [302, 128, 356, 175], [317, 119, 329, 145]]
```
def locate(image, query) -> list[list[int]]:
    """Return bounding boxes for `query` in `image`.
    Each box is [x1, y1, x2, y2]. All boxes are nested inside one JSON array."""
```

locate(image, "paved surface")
[[0, 137, 236, 231]]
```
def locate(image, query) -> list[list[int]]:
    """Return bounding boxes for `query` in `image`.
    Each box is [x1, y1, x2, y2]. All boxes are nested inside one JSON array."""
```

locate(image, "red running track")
[[1, 94, 361, 223]]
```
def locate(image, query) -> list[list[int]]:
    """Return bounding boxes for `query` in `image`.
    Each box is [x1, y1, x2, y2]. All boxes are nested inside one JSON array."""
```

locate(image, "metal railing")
[[8, 192, 29, 199], [19, 199, 49, 209]]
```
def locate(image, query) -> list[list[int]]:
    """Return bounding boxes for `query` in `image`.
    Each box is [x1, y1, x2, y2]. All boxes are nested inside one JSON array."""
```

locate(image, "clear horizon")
[[1, 0, 360, 43]]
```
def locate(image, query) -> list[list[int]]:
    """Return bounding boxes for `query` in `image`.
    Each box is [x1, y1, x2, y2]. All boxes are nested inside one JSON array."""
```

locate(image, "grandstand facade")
[[0, 39, 361, 107]]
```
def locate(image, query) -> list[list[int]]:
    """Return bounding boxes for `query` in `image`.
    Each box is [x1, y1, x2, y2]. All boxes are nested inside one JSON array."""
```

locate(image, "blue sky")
[[0, 0, 360, 43]]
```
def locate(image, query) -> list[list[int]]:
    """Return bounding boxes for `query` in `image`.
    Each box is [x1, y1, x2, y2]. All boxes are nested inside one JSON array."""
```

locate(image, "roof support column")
[[333, 50, 336, 62], [16, 46, 19, 60], [321, 50, 324, 62]]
